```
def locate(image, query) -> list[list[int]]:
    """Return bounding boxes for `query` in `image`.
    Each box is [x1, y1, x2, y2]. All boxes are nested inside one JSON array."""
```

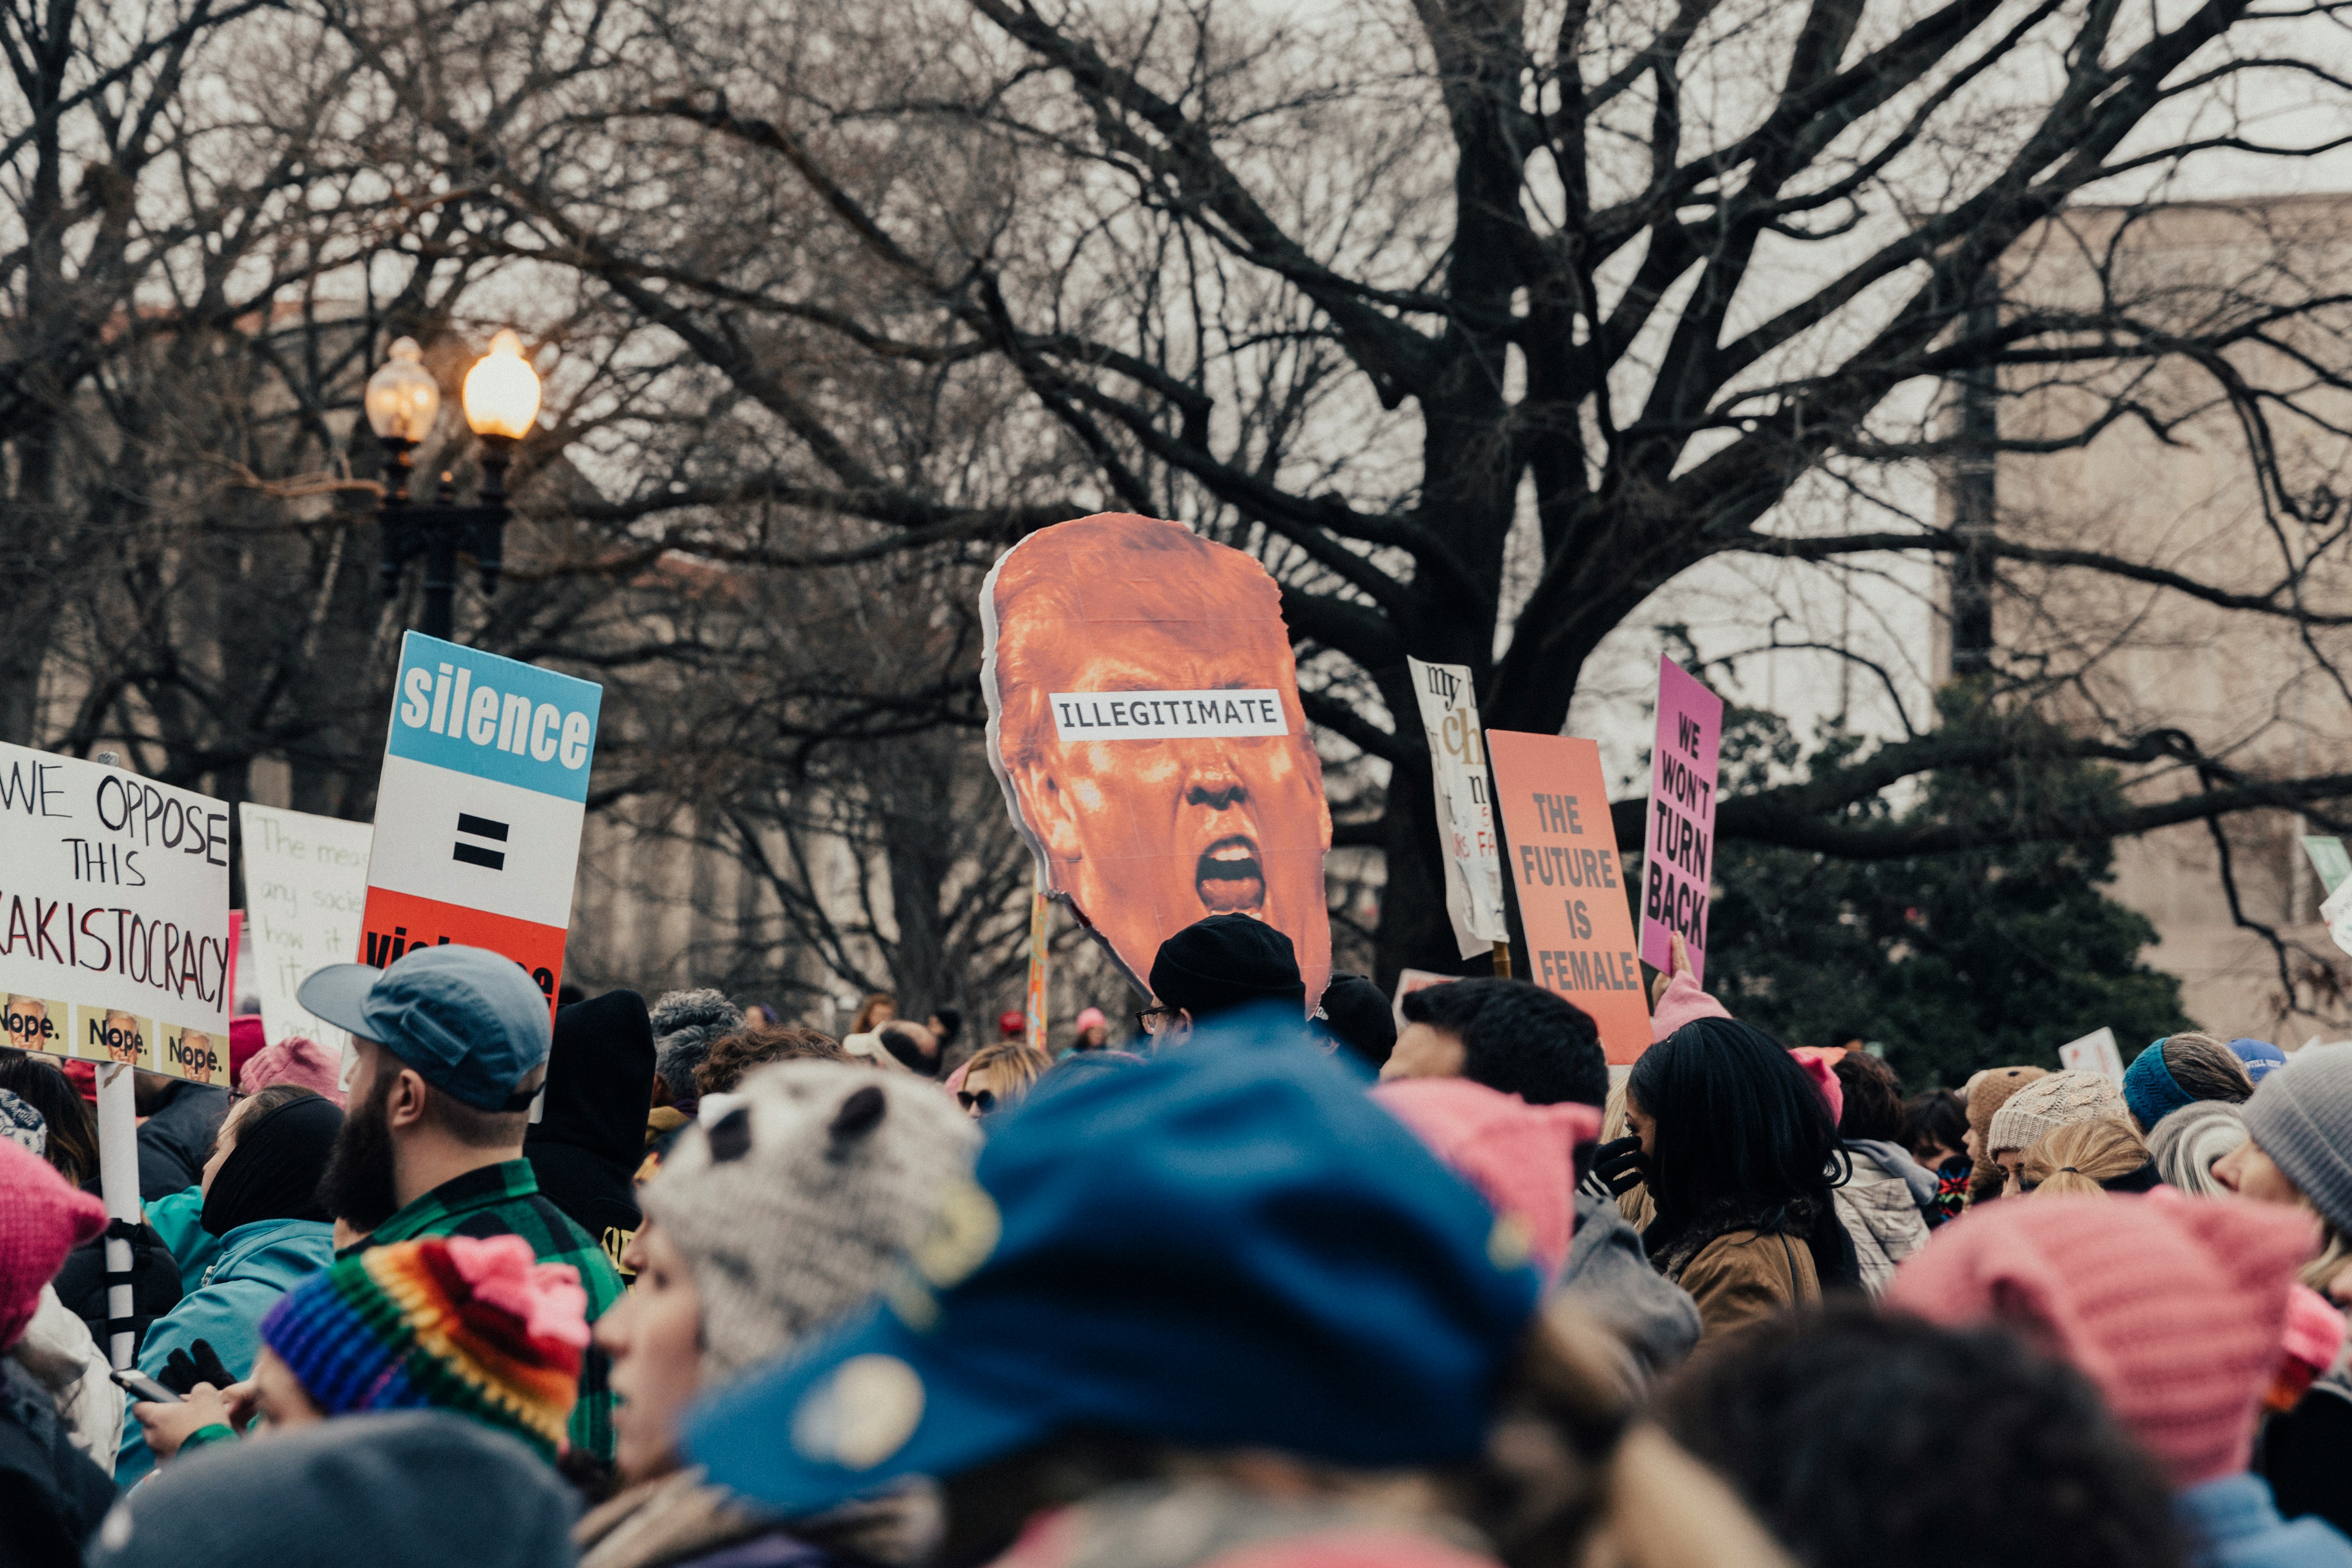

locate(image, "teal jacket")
[[143, 1186, 221, 1296], [115, 1214, 334, 1487]]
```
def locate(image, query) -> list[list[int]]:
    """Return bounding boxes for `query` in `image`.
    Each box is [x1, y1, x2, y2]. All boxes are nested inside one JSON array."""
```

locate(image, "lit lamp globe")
[[462, 329, 542, 440], [363, 337, 440, 443]]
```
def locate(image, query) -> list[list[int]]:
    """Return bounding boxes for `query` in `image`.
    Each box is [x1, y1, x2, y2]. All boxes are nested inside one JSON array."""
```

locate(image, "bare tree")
[[391, 0, 2352, 982]]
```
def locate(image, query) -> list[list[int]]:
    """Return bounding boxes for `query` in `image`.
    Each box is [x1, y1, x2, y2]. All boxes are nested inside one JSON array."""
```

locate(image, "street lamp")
[[365, 331, 542, 641]]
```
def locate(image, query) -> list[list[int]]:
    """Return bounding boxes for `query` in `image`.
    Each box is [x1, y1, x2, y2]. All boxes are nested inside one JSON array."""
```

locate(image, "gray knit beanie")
[[640, 1058, 980, 1379], [649, 989, 744, 1100], [2146, 1098, 2248, 1197], [2241, 1042, 2352, 1233], [1986, 1070, 2127, 1156]]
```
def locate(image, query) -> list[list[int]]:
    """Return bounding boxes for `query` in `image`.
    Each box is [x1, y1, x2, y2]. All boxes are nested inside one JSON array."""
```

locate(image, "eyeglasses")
[[1134, 1004, 1181, 1036], [956, 1089, 998, 1114]]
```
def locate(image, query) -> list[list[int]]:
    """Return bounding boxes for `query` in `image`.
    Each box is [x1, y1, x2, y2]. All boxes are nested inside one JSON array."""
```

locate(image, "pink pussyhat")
[[1788, 1047, 1846, 1124], [1372, 1077, 1602, 1280], [1074, 1007, 1107, 1033], [238, 1033, 347, 1107], [1886, 1193, 2319, 1487], [0, 1137, 107, 1349]]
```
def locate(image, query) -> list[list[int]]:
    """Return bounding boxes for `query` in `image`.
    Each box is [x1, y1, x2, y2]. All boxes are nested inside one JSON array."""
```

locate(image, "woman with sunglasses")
[[956, 1043, 1050, 1118]]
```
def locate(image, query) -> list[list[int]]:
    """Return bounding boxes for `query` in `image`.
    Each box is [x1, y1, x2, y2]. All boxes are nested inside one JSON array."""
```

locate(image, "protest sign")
[[2303, 835, 2352, 897], [240, 803, 373, 1066], [1390, 967, 1455, 1033], [1639, 657, 1723, 984], [1487, 731, 1651, 1063], [2057, 1026, 2125, 1085], [1407, 657, 1507, 961], [359, 632, 600, 1011], [982, 512, 1331, 1008], [0, 744, 231, 1082]]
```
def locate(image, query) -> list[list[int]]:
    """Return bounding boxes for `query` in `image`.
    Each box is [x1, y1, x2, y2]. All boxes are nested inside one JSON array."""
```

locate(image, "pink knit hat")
[[238, 1033, 346, 1107], [1372, 1078, 1602, 1279], [0, 1136, 107, 1349], [1788, 1047, 1846, 1125], [228, 1014, 268, 1091], [1885, 1193, 2319, 1486]]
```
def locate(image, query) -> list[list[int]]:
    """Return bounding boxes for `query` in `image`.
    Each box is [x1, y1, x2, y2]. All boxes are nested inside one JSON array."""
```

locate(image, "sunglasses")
[[1134, 1004, 1181, 1036], [956, 1088, 998, 1114]]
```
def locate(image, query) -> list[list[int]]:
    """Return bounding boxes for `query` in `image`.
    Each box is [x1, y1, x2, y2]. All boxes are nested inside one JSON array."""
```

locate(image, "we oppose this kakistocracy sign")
[[360, 632, 600, 1011], [240, 803, 372, 1065], [1639, 657, 1724, 984], [0, 745, 232, 1082], [981, 512, 1333, 1009], [1408, 657, 1507, 961]]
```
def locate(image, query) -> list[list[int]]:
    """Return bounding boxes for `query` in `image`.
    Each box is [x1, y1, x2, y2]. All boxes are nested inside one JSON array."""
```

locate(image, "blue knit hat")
[[682, 1004, 1540, 1515], [2124, 1039, 2196, 1131], [2229, 1038, 2287, 1085]]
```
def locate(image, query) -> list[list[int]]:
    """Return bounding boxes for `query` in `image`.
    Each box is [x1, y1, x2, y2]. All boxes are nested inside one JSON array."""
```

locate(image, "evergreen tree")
[[1702, 693, 2194, 1092]]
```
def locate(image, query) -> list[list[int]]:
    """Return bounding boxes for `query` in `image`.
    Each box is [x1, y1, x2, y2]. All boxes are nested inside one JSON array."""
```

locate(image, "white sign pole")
[[96, 1060, 140, 1369], [92, 749, 140, 1371]]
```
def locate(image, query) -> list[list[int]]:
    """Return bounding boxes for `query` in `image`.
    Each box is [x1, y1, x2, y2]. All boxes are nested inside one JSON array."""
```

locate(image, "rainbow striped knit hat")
[[258, 1233, 589, 1459]]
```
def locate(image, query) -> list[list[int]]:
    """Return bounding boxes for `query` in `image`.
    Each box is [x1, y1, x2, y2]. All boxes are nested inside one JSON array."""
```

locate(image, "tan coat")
[[1674, 1228, 1820, 1346]]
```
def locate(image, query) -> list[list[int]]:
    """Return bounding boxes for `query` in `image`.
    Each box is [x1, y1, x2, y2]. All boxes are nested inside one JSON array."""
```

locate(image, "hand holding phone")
[[111, 1367, 183, 1405]]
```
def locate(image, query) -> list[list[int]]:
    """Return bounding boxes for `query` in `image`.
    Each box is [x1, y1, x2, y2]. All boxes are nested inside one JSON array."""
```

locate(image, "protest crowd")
[[1, 909, 2350, 1568]]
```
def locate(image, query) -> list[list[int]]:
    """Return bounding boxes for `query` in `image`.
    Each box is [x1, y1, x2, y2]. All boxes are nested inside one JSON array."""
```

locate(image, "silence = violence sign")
[[0, 743, 232, 1083], [359, 632, 601, 1010], [1487, 730, 1651, 1064]]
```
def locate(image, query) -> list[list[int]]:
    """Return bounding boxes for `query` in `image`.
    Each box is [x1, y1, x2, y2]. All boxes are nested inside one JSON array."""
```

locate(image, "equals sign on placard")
[[453, 812, 509, 870]]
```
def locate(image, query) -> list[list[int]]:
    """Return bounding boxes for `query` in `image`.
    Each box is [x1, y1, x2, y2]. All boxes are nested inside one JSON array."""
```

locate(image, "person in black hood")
[[135, 1072, 232, 1200], [525, 989, 655, 1281], [1140, 914, 1307, 1044]]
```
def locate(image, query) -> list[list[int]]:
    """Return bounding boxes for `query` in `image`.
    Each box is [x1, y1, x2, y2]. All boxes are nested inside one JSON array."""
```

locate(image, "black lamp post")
[[364, 332, 542, 642]]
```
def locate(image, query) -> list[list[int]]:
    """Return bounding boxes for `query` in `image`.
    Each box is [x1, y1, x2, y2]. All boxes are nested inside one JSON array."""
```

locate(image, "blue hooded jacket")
[[114, 1214, 334, 1486]]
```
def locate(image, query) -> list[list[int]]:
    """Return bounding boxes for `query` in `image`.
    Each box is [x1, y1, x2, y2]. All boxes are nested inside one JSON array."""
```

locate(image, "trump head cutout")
[[982, 514, 1332, 1008]]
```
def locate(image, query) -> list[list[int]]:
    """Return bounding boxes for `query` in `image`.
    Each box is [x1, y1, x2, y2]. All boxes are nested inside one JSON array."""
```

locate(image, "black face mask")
[[316, 1067, 402, 1235], [200, 1096, 345, 1238]]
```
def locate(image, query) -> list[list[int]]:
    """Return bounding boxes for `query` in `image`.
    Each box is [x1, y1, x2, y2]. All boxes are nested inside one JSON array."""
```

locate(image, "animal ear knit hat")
[[1987, 1070, 2127, 1157], [1966, 1066, 2047, 1151], [0, 1134, 105, 1349], [1888, 1193, 2320, 1487], [640, 1057, 982, 1380], [257, 1234, 590, 1459]]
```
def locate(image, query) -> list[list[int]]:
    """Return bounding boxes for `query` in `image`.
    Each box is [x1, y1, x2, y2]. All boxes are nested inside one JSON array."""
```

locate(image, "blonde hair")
[[962, 1043, 1050, 1105], [2023, 1118, 2148, 1197], [2301, 1217, 2351, 1294]]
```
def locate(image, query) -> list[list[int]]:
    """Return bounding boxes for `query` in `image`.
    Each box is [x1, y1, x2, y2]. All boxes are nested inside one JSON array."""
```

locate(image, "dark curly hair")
[[694, 1025, 850, 1095], [1660, 1304, 2189, 1568], [1832, 1051, 1906, 1143], [1399, 978, 1605, 1106]]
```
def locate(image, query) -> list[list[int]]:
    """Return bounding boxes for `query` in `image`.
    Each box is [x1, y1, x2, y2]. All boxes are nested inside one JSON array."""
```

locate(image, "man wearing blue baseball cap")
[[297, 944, 624, 1461], [666, 1008, 1781, 1568]]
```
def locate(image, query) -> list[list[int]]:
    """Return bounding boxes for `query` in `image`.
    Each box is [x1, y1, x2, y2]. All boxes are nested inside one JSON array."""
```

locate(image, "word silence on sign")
[[360, 632, 600, 1011], [1486, 731, 1650, 1063], [1639, 657, 1723, 984], [0, 743, 232, 1082]]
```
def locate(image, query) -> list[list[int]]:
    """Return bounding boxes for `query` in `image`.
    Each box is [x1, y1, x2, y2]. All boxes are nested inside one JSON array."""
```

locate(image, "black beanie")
[[1149, 914, 1305, 1019], [1318, 973, 1396, 1068]]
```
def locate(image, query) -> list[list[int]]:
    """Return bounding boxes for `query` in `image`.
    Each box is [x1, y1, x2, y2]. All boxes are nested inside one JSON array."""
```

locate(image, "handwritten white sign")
[[0, 744, 231, 1082], [238, 803, 372, 1070]]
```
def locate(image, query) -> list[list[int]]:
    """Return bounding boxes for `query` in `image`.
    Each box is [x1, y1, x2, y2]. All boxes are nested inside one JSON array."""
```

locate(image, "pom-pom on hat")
[[1987, 1070, 2126, 1157], [258, 1234, 588, 1458], [0, 1135, 106, 1349], [1886, 1193, 2320, 1486]]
